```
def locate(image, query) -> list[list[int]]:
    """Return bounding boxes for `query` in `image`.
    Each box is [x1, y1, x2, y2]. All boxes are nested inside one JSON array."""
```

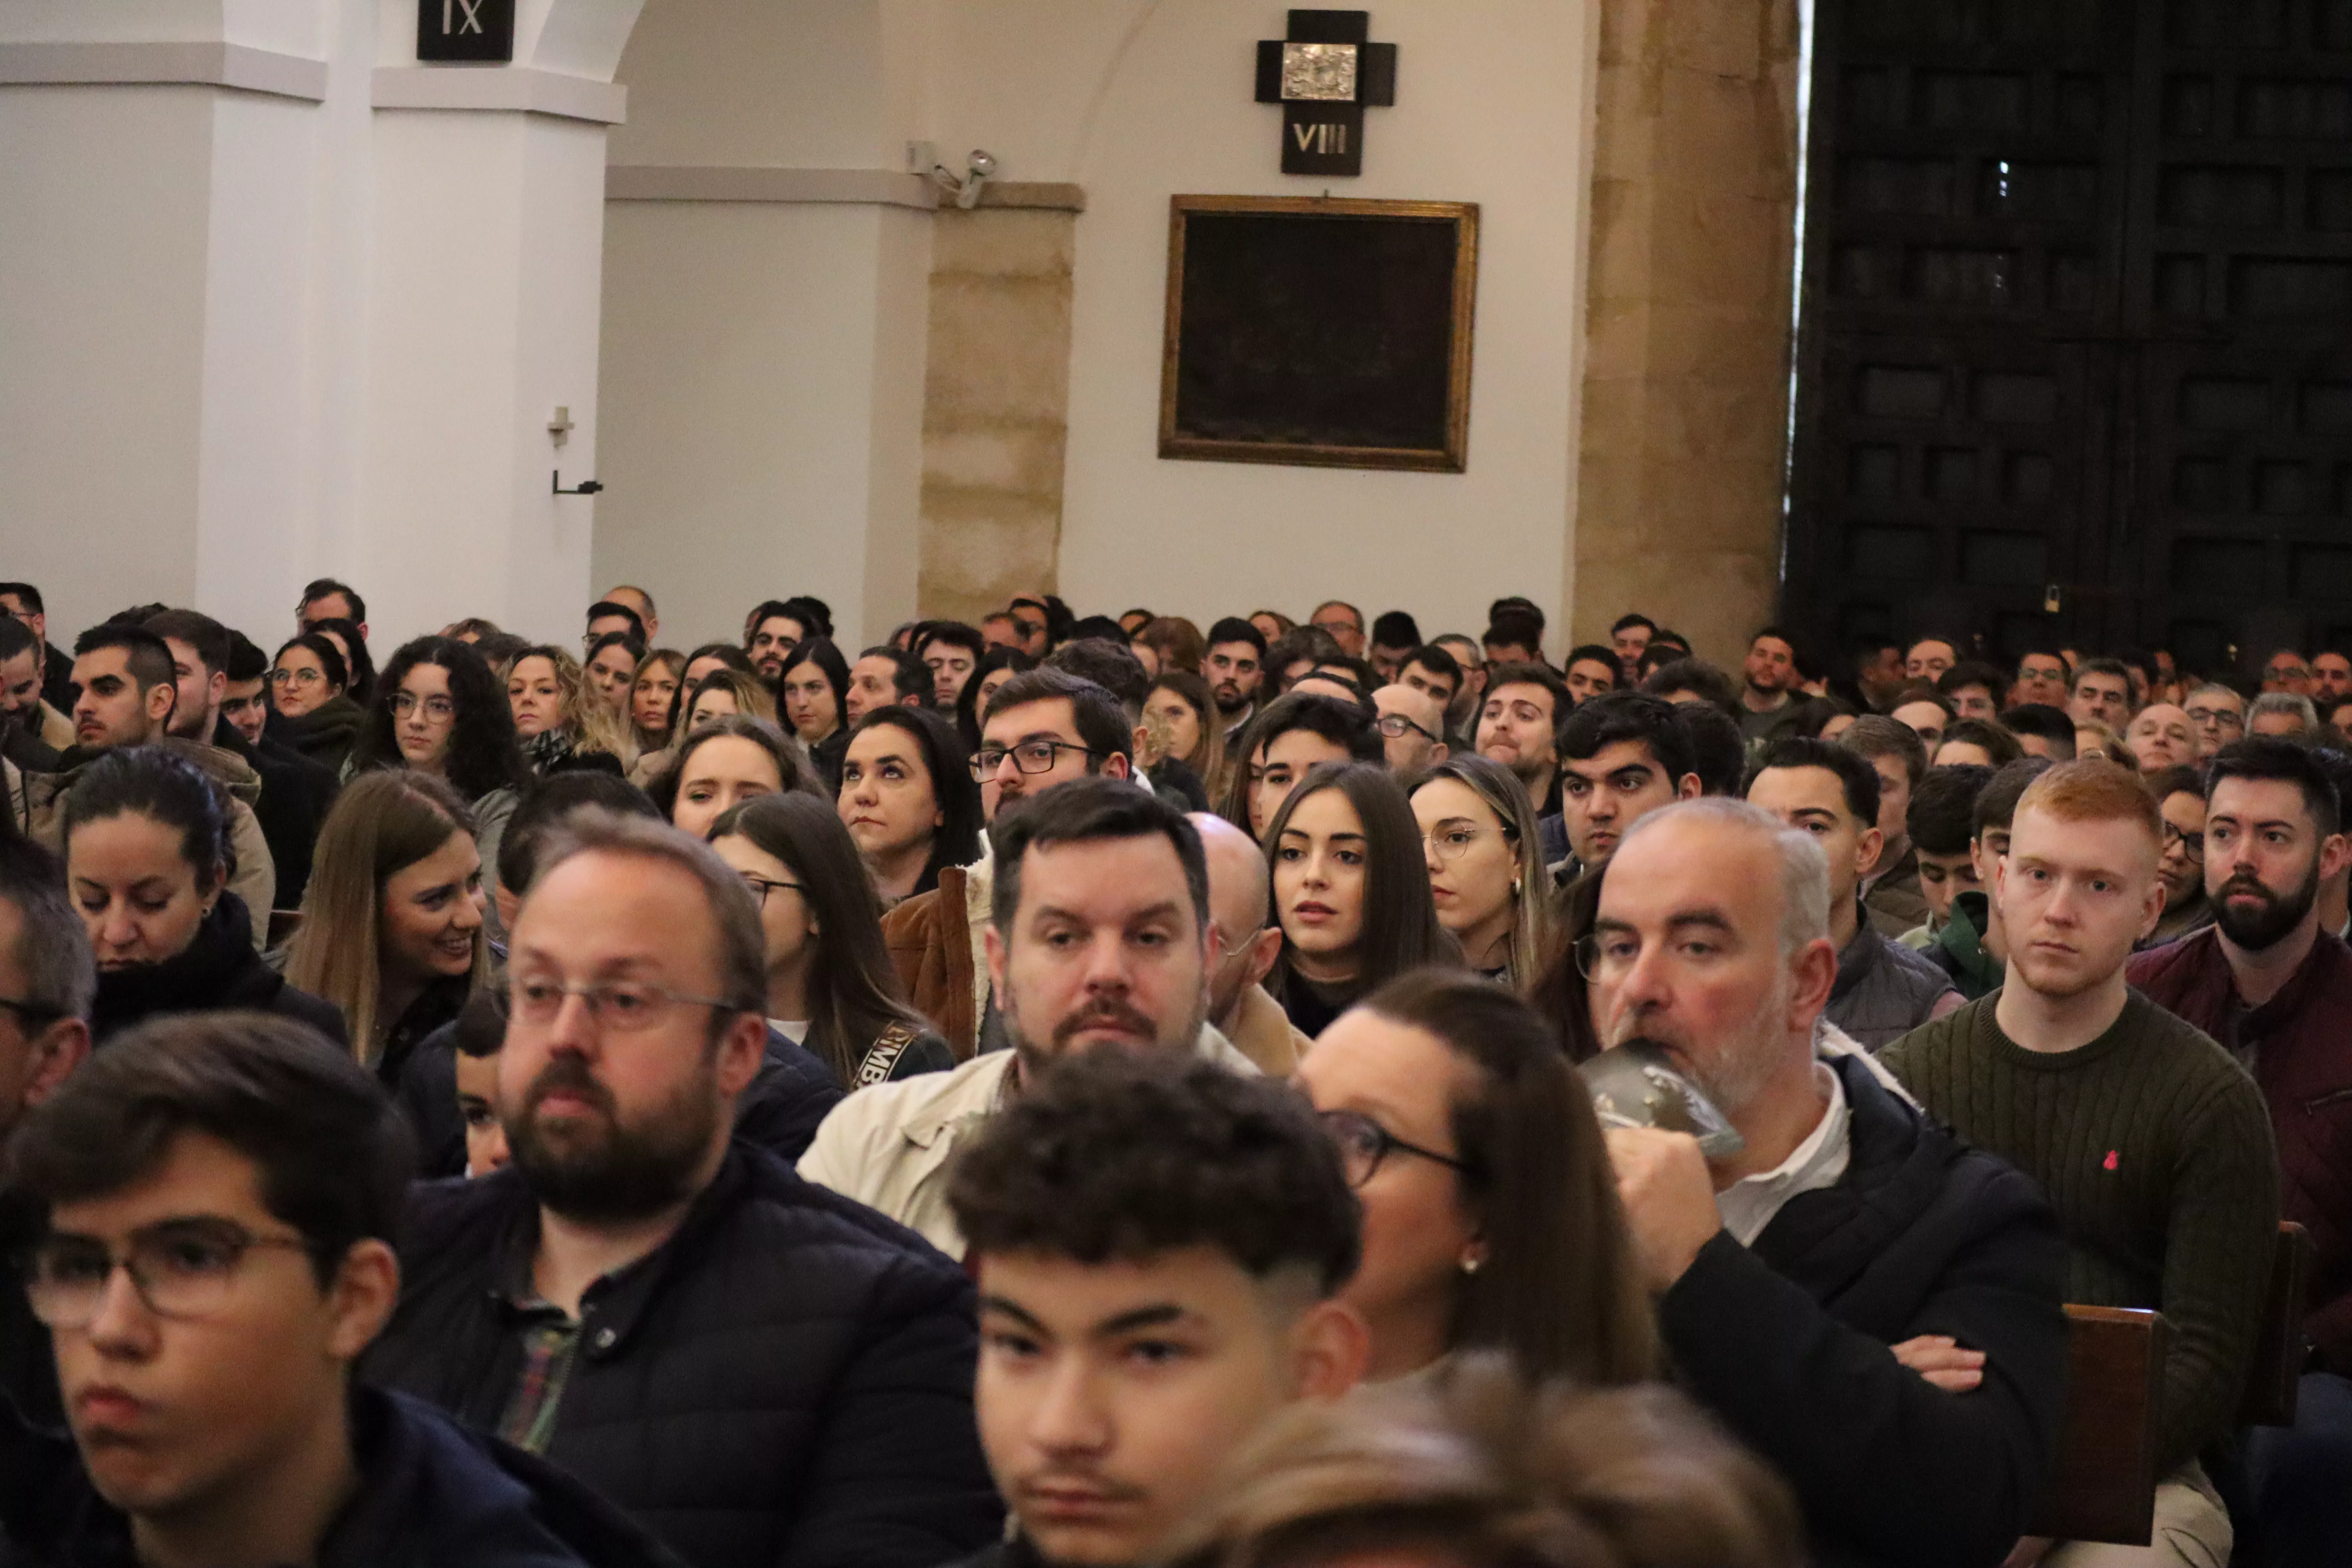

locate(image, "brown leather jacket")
[[880, 854, 991, 1060]]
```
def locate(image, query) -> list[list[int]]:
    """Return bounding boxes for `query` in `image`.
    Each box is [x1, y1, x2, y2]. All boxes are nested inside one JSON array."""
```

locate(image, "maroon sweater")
[[2131, 927, 2352, 1372]]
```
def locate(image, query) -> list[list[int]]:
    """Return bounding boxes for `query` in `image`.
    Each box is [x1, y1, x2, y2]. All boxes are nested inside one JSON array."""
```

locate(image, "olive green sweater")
[[1882, 991, 2280, 1472]]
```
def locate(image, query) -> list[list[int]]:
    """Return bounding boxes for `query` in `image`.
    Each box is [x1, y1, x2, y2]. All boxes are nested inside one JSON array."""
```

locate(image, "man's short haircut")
[[1205, 617, 1268, 661], [1611, 613, 1657, 637], [746, 599, 795, 639], [0, 617, 35, 665], [1621, 798, 1831, 958], [1241, 692, 1383, 768], [1401, 641, 1462, 690], [1266, 627, 1348, 680], [1938, 661, 2010, 704], [1482, 661, 1573, 724], [498, 772, 664, 894], [947, 1047, 1359, 1292], [1749, 737, 1881, 827], [223, 631, 269, 683], [2002, 703, 2078, 756], [984, 666, 1134, 762], [1045, 639, 1150, 717], [1483, 610, 1544, 653], [1907, 633, 1960, 659], [2014, 759, 2162, 849], [1558, 691, 1696, 779], [0, 835, 95, 1023], [1750, 624, 1796, 650], [1938, 717, 2024, 766], [2250, 692, 2321, 733], [2016, 642, 2067, 669], [1489, 596, 1547, 633], [0, 583, 45, 616], [1311, 599, 1363, 631], [1561, 642, 1619, 677], [528, 809, 768, 1018], [1908, 764, 1996, 855], [585, 601, 646, 641], [1975, 756, 2054, 838], [1639, 657, 1741, 717], [450, 985, 510, 1061], [2207, 737, 2344, 838], [6, 1012, 412, 1285], [1370, 610, 1421, 650], [990, 775, 1209, 937], [1675, 703, 1747, 796], [1837, 713, 1930, 788], [142, 609, 231, 676], [915, 621, 987, 666], [2072, 656, 2131, 693], [298, 578, 366, 625], [71, 623, 177, 695], [857, 644, 936, 707]]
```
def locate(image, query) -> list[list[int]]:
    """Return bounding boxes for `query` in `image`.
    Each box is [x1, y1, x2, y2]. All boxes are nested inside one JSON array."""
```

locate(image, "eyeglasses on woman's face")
[[391, 692, 456, 722], [1318, 1108, 1467, 1190], [269, 667, 324, 688]]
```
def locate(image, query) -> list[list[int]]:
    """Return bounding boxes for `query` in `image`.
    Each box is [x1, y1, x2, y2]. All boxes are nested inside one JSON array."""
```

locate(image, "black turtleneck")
[[90, 894, 347, 1048]]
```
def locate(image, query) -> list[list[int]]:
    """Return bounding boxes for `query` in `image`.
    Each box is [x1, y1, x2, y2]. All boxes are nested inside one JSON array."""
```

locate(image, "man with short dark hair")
[[2314, 650, 2352, 707], [1308, 600, 1365, 659], [1610, 613, 1656, 682], [296, 577, 367, 641], [1476, 661, 1573, 828], [944, 1048, 1367, 1568], [918, 622, 987, 709], [3, 1011, 675, 1568], [1482, 610, 1544, 667], [1897, 761, 1996, 971], [981, 611, 1024, 652], [0, 581, 74, 716], [1847, 633, 1907, 713], [880, 669, 1136, 1057], [806, 779, 1259, 1257], [1905, 636, 1959, 684], [2012, 648, 2071, 710], [2068, 658, 2134, 730], [2004, 702, 2080, 761], [23, 624, 275, 943], [1838, 715, 1931, 938], [1561, 642, 1619, 706], [1395, 642, 1461, 715], [1201, 618, 1268, 732], [1555, 692, 1700, 873], [1738, 627, 1833, 753], [1747, 739, 1960, 1050], [583, 600, 645, 652], [1642, 657, 1743, 717], [1886, 762, 2282, 1568], [1045, 639, 1150, 722], [366, 812, 1000, 1568], [1234, 693, 1381, 840], [1592, 798, 2068, 1568], [1367, 610, 1420, 684], [848, 644, 931, 722], [218, 630, 271, 747], [0, 614, 70, 762], [1938, 661, 2008, 720], [1430, 633, 1486, 728], [2130, 741, 2352, 1564]]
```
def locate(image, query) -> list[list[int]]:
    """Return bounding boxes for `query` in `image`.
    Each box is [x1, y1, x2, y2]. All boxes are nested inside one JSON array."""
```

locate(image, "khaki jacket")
[[1222, 982, 1311, 1078], [23, 736, 276, 949], [37, 702, 71, 754], [798, 1023, 1259, 1258]]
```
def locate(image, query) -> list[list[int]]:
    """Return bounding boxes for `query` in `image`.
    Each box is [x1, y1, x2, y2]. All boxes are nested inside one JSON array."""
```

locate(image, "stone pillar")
[[0, 0, 640, 646], [917, 192, 1081, 626], [1572, 0, 1802, 666]]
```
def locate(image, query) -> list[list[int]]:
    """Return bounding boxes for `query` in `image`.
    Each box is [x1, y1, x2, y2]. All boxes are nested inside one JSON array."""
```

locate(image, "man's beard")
[[2215, 859, 2320, 954], [505, 1053, 722, 1223], [1213, 686, 1251, 716], [1603, 975, 1788, 1117], [1004, 987, 1208, 1091]]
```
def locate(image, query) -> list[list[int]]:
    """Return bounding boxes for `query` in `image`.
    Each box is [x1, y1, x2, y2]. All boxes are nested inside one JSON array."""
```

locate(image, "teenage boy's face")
[[42, 1131, 396, 1525], [1916, 848, 1982, 926], [975, 1246, 1363, 1568]]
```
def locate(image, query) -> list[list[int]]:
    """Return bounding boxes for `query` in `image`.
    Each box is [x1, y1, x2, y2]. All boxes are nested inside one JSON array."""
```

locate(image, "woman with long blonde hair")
[[285, 770, 487, 1083], [502, 644, 629, 777]]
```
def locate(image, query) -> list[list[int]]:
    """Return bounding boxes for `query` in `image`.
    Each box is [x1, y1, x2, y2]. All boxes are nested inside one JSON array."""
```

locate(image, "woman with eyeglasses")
[[64, 746, 346, 1046], [503, 644, 627, 781], [838, 707, 981, 907], [1410, 754, 1556, 988], [2147, 764, 2216, 949], [1265, 761, 1459, 1038], [777, 637, 853, 794], [349, 637, 528, 936], [1295, 968, 1657, 1385], [269, 632, 366, 773], [657, 714, 816, 841], [285, 770, 486, 1084], [710, 792, 954, 1087]]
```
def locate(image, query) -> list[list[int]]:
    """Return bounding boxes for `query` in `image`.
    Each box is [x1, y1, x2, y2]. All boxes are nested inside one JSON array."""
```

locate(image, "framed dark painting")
[[1159, 195, 1479, 473]]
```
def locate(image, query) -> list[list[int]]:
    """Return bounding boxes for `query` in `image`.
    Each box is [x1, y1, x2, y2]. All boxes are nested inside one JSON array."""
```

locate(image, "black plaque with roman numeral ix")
[[417, 0, 514, 63], [1254, 11, 1397, 178]]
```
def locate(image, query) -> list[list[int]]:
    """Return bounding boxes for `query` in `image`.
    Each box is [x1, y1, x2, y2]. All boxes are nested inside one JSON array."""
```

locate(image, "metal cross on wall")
[[1254, 11, 1397, 178]]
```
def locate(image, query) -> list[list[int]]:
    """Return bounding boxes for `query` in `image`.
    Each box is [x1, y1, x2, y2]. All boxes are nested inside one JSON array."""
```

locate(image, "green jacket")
[[1929, 890, 2002, 1000]]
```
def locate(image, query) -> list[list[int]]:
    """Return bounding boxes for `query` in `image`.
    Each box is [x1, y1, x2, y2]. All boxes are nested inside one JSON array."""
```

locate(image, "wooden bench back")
[[2025, 1305, 2167, 1546], [2237, 1221, 2312, 1429]]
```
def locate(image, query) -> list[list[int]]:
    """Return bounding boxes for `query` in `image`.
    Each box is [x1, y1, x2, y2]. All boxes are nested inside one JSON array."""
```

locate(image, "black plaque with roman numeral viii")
[[1254, 11, 1397, 178], [417, 0, 514, 63]]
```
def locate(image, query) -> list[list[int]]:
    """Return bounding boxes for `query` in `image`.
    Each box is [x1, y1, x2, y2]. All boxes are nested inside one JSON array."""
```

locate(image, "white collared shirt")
[[1715, 1063, 1851, 1248]]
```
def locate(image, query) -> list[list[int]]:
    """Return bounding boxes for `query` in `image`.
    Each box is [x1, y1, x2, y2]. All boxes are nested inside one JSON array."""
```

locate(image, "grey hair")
[[525, 808, 768, 1017], [2250, 692, 2319, 730], [0, 847, 96, 1021], [1617, 797, 1831, 958], [2188, 682, 2243, 708]]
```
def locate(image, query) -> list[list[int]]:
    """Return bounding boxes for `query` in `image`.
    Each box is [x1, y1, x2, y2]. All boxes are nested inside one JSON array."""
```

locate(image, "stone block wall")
[[1571, 0, 1802, 666]]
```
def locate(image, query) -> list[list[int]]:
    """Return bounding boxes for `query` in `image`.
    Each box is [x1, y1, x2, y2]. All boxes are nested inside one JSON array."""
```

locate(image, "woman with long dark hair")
[[1296, 969, 1657, 1386], [64, 746, 344, 1045], [269, 632, 365, 772], [1264, 760, 1457, 1037], [837, 706, 982, 906], [1410, 753, 1557, 988], [711, 793, 955, 1087], [777, 637, 852, 792], [954, 645, 1036, 750], [305, 616, 377, 708]]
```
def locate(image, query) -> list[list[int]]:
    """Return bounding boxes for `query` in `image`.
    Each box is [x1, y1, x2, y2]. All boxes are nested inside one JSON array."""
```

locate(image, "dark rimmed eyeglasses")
[[740, 874, 806, 906], [19, 1218, 315, 1329], [1318, 1109, 1468, 1189], [970, 739, 1101, 780], [1375, 713, 1439, 744]]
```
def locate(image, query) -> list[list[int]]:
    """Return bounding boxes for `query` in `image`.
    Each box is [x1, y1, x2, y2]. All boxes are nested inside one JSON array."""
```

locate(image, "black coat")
[[1659, 1055, 2069, 1568], [361, 1145, 1000, 1568], [396, 1024, 848, 1180], [87, 895, 347, 1047], [0, 1383, 684, 1568], [215, 722, 340, 911]]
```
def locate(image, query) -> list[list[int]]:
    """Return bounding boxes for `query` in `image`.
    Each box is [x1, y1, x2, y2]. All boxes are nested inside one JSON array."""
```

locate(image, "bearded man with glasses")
[[362, 809, 1001, 1568]]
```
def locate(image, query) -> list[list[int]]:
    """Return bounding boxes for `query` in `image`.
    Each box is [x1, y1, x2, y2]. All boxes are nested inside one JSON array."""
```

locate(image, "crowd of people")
[[0, 573, 2347, 1568]]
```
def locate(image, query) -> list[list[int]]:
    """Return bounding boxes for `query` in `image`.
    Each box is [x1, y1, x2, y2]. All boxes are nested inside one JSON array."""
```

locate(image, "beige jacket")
[[798, 1022, 1260, 1258], [1222, 982, 1311, 1078]]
